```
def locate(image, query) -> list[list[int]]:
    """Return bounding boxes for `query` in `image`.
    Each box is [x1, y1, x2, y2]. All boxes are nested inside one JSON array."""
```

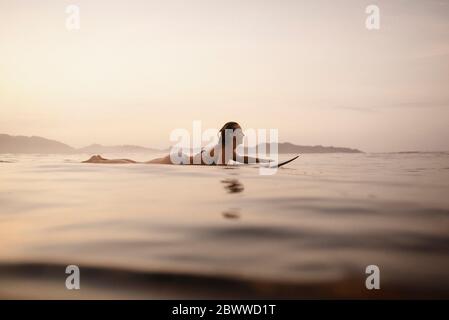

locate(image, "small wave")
[[1, 261, 445, 299]]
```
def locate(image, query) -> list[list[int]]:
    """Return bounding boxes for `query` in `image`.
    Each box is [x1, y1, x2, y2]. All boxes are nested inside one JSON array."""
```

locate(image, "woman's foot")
[[82, 155, 103, 163]]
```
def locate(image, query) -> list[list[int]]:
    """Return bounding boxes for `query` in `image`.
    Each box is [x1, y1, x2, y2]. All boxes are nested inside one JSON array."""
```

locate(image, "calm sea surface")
[[1, 153, 449, 298]]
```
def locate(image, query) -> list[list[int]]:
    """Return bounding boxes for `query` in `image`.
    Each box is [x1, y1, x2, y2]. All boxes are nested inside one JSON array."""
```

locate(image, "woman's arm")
[[241, 155, 272, 164]]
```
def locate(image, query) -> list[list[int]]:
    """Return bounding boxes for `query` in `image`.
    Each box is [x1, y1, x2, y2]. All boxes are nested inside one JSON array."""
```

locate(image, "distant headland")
[[0, 134, 362, 154]]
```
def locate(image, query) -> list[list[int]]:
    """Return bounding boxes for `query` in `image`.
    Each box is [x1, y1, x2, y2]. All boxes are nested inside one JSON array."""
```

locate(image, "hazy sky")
[[1, 0, 448, 152]]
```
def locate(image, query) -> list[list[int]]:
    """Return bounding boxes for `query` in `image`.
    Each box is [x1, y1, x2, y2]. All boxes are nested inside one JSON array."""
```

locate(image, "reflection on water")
[[0, 152, 449, 298], [221, 178, 243, 220], [221, 178, 244, 194], [222, 208, 241, 220]]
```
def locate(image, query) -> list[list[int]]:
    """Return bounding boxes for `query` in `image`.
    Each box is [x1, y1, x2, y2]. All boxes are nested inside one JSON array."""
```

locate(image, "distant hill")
[[275, 142, 361, 154], [0, 133, 362, 154], [245, 142, 361, 154], [78, 144, 163, 154], [0, 134, 75, 153]]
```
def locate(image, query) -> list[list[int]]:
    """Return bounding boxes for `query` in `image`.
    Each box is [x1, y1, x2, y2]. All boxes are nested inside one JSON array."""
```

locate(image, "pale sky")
[[1, 0, 448, 152]]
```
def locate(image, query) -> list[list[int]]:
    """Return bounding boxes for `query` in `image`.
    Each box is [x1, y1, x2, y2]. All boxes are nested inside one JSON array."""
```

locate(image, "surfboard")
[[274, 155, 300, 167], [258, 155, 300, 168]]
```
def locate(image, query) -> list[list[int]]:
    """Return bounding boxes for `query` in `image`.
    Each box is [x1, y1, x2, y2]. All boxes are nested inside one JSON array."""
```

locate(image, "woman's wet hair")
[[218, 122, 241, 145]]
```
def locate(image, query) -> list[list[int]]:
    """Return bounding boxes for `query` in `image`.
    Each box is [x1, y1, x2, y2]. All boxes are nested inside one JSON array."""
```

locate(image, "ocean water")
[[0, 152, 448, 299]]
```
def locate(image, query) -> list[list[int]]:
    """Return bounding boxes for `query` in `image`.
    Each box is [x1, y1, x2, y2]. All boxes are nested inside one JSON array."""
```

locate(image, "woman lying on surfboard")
[[83, 122, 274, 165]]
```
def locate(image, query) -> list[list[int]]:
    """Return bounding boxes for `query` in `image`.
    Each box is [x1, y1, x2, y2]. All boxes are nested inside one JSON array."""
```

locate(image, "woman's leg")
[[145, 155, 173, 164], [82, 155, 137, 164]]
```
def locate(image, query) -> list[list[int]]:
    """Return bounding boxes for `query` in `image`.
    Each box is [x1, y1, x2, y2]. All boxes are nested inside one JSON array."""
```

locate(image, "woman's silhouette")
[[83, 122, 271, 165]]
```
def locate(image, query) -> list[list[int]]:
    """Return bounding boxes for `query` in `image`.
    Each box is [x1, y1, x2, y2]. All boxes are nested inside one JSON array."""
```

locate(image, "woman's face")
[[233, 127, 244, 147]]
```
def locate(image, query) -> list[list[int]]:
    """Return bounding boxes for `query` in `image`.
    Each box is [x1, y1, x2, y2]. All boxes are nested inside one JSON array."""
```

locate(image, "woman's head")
[[218, 121, 244, 148]]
